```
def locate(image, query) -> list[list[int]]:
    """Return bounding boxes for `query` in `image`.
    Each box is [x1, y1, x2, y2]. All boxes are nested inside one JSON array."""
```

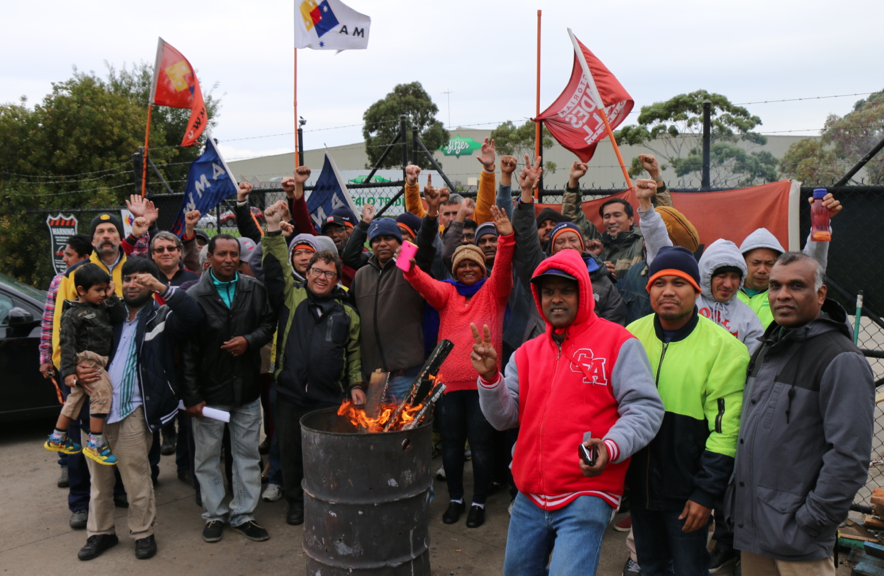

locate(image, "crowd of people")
[[38, 140, 875, 576]]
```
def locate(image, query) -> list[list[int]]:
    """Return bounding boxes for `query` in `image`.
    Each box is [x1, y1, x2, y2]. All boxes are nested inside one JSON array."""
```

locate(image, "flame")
[[337, 399, 427, 433]]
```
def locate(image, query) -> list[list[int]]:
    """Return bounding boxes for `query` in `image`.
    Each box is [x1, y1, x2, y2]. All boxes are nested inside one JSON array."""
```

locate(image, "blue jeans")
[[385, 365, 422, 403], [631, 506, 711, 576], [192, 398, 262, 526], [504, 492, 613, 576]]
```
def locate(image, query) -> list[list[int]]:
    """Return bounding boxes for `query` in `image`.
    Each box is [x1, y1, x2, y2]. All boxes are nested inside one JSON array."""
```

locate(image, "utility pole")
[[442, 90, 452, 129]]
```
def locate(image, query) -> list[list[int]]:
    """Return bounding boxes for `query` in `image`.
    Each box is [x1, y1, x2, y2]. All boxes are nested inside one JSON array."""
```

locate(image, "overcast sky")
[[3, 0, 881, 164]]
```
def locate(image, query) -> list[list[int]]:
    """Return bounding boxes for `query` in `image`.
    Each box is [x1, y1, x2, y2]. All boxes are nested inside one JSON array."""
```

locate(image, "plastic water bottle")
[[810, 188, 831, 242]]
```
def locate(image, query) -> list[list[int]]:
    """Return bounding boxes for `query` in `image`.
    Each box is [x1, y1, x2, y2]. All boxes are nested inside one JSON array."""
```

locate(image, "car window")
[[0, 272, 47, 301], [0, 293, 13, 326]]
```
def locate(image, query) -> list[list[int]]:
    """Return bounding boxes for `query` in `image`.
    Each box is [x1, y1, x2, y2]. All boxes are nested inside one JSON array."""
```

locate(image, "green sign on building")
[[439, 135, 482, 158]]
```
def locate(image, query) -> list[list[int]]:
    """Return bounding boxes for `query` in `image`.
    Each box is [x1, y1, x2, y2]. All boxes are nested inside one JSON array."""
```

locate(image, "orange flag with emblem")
[[149, 38, 207, 147]]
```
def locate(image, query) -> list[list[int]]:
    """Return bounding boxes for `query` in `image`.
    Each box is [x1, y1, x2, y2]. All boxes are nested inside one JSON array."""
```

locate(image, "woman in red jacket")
[[404, 206, 514, 529]]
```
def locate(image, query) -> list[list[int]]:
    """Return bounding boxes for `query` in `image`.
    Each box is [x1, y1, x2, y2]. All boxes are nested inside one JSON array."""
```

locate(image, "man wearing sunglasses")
[[150, 232, 200, 288], [261, 200, 364, 527]]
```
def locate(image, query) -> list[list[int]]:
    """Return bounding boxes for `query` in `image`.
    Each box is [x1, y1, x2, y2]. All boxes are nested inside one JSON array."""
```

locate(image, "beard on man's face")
[[124, 292, 153, 309]]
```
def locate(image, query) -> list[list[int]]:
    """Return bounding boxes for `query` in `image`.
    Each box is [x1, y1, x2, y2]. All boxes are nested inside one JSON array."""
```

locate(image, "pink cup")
[[396, 241, 419, 272]]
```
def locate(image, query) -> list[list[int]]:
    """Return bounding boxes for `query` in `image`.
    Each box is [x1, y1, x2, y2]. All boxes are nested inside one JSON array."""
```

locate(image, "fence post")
[[133, 148, 145, 195], [702, 101, 711, 191], [400, 115, 408, 187], [411, 124, 419, 167]]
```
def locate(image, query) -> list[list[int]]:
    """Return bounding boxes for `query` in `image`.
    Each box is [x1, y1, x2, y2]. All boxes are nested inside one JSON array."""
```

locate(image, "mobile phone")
[[579, 443, 597, 467]]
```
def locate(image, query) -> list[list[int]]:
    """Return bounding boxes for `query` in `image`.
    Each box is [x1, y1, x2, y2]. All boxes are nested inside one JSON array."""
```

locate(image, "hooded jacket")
[[513, 199, 626, 327], [697, 239, 764, 355], [738, 228, 830, 328], [478, 249, 664, 510], [626, 308, 749, 511], [731, 299, 874, 562], [262, 232, 362, 408]]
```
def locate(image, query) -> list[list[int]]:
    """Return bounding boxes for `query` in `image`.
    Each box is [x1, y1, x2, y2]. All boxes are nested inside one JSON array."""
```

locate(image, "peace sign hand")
[[470, 323, 498, 380]]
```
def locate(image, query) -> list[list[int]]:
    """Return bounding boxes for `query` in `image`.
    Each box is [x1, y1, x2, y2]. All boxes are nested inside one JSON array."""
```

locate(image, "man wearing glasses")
[[150, 232, 200, 289], [260, 200, 364, 527]]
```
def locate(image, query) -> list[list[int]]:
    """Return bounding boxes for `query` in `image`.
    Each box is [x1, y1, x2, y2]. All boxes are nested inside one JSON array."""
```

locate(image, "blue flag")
[[170, 137, 238, 236], [307, 153, 357, 231]]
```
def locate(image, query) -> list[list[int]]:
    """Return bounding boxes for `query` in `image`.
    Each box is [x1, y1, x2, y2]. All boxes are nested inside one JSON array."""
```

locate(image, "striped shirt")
[[107, 310, 142, 424], [39, 273, 64, 366]]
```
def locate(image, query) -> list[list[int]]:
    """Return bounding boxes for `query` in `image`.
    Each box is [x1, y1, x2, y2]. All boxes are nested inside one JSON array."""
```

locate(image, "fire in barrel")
[[301, 340, 453, 575]]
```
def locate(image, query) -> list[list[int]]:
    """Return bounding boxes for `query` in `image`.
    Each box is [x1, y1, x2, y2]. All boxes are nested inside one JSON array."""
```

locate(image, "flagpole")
[[294, 47, 300, 169], [534, 9, 541, 200], [566, 29, 633, 190], [141, 104, 152, 197]]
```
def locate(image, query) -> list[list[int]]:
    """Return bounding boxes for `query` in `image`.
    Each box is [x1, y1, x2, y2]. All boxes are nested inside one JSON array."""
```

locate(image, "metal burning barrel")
[[301, 406, 433, 575]]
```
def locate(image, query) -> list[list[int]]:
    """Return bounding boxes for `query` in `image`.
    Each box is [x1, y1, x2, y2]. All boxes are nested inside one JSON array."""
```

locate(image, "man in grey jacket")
[[731, 252, 874, 575]]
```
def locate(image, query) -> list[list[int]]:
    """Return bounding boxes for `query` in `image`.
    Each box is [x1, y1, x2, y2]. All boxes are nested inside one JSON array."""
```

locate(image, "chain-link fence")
[[30, 178, 884, 505]]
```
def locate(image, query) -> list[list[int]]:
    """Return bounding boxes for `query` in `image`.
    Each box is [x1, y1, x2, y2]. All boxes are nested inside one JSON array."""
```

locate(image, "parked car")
[[219, 206, 265, 227], [197, 213, 218, 229], [0, 273, 60, 422]]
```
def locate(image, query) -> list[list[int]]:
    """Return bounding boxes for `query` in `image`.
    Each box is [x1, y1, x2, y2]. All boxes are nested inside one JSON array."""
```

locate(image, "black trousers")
[[276, 396, 336, 506]]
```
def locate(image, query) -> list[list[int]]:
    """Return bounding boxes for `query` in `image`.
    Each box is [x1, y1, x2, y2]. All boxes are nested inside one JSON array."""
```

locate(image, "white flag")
[[294, 0, 370, 51]]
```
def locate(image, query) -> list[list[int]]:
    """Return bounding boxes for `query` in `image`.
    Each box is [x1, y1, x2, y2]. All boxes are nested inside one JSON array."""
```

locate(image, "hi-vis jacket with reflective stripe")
[[626, 310, 749, 510]]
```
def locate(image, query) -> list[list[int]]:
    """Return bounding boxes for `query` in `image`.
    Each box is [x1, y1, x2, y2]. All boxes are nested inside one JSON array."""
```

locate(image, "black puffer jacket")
[[181, 272, 275, 408]]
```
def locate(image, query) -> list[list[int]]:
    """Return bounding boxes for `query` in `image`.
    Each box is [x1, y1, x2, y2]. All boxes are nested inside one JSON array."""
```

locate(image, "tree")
[[489, 120, 557, 174], [362, 82, 448, 170], [779, 91, 884, 185], [615, 90, 778, 187], [0, 64, 220, 287], [778, 139, 844, 185]]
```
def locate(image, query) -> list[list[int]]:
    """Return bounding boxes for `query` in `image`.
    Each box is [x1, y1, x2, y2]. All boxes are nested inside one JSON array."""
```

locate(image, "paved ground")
[[0, 416, 850, 575]]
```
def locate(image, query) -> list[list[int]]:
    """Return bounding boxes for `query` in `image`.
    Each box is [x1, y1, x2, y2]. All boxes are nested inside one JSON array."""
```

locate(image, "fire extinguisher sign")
[[46, 214, 79, 276]]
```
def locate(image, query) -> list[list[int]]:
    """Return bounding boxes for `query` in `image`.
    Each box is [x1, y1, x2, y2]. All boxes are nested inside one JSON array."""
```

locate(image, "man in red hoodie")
[[471, 249, 665, 576]]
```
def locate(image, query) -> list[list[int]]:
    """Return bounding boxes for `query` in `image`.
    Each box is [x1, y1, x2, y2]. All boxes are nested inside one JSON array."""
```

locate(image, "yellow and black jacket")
[[626, 310, 749, 510]]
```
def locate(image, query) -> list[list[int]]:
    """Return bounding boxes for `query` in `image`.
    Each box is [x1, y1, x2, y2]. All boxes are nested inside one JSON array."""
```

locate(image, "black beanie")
[[647, 246, 701, 292], [90, 213, 124, 240], [535, 207, 568, 228]]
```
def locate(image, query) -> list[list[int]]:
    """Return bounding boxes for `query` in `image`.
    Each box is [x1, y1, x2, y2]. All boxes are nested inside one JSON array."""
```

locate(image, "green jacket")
[[262, 232, 362, 407], [626, 310, 749, 510], [737, 289, 774, 329]]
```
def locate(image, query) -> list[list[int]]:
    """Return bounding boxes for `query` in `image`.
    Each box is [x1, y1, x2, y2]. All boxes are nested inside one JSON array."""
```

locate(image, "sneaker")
[[709, 543, 738, 574], [84, 441, 117, 466], [45, 436, 82, 455], [435, 466, 446, 481], [614, 515, 632, 532], [262, 484, 283, 502], [231, 520, 270, 542], [58, 466, 69, 488], [78, 534, 119, 561], [203, 520, 224, 543], [622, 558, 641, 576], [70, 509, 88, 530]]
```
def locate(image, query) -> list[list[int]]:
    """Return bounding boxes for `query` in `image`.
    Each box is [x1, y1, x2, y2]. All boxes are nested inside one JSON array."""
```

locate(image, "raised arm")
[[496, 155, 518, 220], [486, 207, 515, 303], [404, 165, 426, 219], [474, 325, 520, 431], [635, 179, 671, 264], [473, 138, 496, 224], [441, 198, 474, 271], [343, 205, 372, 271], [403, 259, 451, 311], [262, 201, 298, 312], [181, 210, 201, 273], [234, 182, 263, 243], [512, 155, 547, 290], [802, 192, 841, 272], [283, 166, 317, 235], [561, 161, 602, 241]]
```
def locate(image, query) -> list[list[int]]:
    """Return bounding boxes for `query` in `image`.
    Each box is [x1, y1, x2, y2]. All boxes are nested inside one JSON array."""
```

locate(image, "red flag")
[[149, 38, 207, 147], [536, 38, 633, 162]]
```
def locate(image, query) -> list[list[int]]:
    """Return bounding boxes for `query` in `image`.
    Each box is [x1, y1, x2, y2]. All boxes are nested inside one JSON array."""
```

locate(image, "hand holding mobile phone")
[[579, 443, 597, 467]]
